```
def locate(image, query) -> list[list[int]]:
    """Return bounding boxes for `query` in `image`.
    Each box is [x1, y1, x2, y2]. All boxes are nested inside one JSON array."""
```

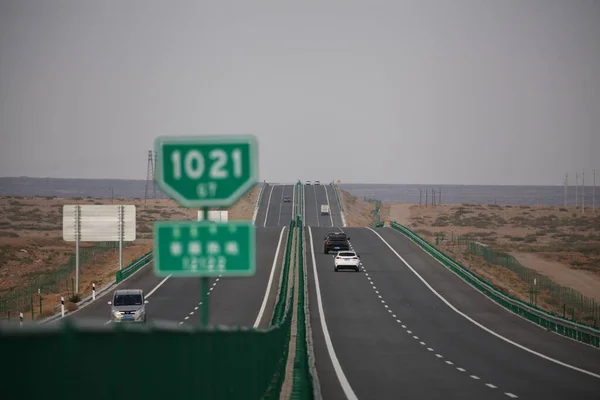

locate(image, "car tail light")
[[352, 257, 358, 259], [336, 257, 341, 259]]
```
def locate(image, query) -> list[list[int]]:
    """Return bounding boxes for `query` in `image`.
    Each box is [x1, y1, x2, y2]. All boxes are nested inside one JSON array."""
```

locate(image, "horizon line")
[[0, 175, 575, 187]]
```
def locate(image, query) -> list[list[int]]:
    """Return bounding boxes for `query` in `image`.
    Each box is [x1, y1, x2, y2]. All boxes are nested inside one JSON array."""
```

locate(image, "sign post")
[[154, 135, 258, 328]]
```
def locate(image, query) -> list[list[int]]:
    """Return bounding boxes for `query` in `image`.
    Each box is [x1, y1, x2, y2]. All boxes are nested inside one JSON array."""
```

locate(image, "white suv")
[[334, 251, 361, 272]]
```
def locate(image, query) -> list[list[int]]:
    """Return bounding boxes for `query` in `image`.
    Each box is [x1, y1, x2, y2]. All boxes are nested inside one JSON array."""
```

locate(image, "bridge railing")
[[389, 221, 600, 348], [1, 217, 318, 400]]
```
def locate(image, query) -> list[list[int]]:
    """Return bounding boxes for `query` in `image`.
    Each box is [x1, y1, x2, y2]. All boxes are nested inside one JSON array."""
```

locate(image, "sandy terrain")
[[337, 189, 377, 227], [381, 202, 600, 321], [0, 186, 260, 319]]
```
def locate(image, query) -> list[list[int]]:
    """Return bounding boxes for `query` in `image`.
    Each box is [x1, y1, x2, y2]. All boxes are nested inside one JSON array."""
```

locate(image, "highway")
[[57, 191, 291, 328], [300, 193, 600, 399], [26, 181, 600, 399], [40, 183, 294, 327], [303, 183, 344, 228], [256, 183, 296, 227]]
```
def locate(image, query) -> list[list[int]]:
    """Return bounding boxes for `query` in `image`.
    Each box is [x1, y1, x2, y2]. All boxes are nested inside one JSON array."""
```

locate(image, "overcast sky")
[[1, 0, 598, 185]]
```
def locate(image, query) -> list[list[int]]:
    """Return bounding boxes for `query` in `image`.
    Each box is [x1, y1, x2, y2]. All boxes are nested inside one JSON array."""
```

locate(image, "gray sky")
[[1, 0, 598, 185]]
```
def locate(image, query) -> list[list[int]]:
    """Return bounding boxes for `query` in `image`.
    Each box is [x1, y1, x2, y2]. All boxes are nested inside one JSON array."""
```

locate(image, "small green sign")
[[153, 221, 256, 277], [155, 135, 258, 208]]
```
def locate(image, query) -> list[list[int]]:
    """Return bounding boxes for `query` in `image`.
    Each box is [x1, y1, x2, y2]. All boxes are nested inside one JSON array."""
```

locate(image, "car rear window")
[[339, 252, 355, 257], [114, 294, 143, 306]]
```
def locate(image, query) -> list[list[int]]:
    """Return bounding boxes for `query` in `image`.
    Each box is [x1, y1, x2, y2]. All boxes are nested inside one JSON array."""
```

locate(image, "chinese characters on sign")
[[154, 221, 255, 277]]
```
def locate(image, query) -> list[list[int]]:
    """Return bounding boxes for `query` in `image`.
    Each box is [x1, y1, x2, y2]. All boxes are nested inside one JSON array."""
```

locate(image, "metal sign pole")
[[75, 205, 80, 295], [200, 207, 210, 328], [119, 205, 124, 270]]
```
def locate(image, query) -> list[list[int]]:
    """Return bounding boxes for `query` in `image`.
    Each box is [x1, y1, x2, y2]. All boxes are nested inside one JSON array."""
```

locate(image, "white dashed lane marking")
[[179, 275, 222, 325], [346, 240, 519, 399]]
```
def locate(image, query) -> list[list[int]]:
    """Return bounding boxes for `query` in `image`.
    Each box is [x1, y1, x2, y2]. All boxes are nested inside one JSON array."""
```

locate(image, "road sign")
[[153, 220, 255, 277], [62, 205, 136, 242], [155, 135, 259, 208]]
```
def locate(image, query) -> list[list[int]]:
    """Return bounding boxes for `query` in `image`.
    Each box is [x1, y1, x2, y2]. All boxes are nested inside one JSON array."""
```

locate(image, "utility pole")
[[575, 172, 579, 208], [582, 170, 585, 214], [144, 150, 153, 204], [564, 173, 568, 207], [153, 151, 157, 199]]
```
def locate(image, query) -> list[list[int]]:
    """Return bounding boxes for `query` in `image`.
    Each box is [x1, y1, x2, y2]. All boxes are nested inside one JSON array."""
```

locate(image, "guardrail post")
[[19, 312, 23, 327], [92, 283, 96, 301], [61, 296, 65, 317]]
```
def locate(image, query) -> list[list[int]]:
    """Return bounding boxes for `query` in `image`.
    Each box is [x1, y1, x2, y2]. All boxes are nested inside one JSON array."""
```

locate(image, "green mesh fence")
[[460, 238, 599, 324], [364, 197, 383, 227], [0, 242, 125, 315]]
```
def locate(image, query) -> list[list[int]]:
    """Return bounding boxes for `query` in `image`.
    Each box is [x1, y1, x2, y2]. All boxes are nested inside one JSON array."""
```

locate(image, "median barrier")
[[2, 216, 314, 400], [388, 222, 600, 348]]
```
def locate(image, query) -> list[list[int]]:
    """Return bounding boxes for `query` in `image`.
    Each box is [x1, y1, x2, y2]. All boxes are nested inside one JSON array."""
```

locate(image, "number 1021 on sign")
[[155, 135, 259, 208]]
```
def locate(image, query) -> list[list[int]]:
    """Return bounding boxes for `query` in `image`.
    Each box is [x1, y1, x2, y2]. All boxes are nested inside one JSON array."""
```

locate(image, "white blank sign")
[[62, 205, 136, 242]]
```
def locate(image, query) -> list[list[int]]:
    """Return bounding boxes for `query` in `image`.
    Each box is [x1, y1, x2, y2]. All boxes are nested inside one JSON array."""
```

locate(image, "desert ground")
[[337, 189, 378, 227], [0, 187, 260, 320], [381, 202, 600, 323]]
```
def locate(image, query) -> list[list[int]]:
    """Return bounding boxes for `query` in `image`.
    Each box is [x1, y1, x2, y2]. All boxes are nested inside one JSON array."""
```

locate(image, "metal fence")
[[0, 242, 124, 317], [1, 216, 314, 400], [391, 222, 600, 346], [364, 197, 383, 227], [449, 235, 599, 325]]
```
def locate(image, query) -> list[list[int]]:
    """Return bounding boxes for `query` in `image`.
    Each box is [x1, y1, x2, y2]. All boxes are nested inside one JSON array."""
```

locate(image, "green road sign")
[[153, 220, 256, 277], [155, 135, 259, 208]]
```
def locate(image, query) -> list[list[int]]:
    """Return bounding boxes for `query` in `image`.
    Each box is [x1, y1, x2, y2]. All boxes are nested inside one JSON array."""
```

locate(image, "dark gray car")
[[107, 289, 148, 323]]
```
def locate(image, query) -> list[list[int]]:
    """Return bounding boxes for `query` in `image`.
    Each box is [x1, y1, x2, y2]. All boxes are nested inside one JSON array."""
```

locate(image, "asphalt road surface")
[[306, 226, 600, 400], [255, 183, 296, 227], [57, 226, 287, 329], [303, 183, 344, 228]]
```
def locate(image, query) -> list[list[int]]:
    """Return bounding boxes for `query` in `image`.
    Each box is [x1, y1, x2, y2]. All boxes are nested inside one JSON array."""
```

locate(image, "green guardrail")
[[2, 217, 304, 400], [115, 251, 153, 283], [290, 215, 320, 399], [271, 219, 296, 326], [389, 222, 600, 348]]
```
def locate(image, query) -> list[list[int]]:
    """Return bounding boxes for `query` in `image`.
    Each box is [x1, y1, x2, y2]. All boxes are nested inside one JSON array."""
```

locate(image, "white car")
[[315, 180, 320, 185], [334, 251, 361, 272], [305, 180, 311, 185]]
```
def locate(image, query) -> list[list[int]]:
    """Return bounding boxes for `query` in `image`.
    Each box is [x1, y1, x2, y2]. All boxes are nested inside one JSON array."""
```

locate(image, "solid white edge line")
[[308, 227, 359, 400], [335, 184, 347, 227], [366, 227, 600, 380], [146, 274, 172, 298], [323, 184, 334, 227], [263, 184, 275, 227], [253, 226, 286, 328], [251, 182, 265, 225]]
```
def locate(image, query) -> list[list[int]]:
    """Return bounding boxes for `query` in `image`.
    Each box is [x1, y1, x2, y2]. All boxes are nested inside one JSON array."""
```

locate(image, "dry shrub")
[[65, 302, 78, 312]]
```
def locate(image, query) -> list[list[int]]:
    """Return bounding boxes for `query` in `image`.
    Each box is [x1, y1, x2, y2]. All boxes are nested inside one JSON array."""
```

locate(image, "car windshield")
[[339, 252, 355, 257], [113, 294, 142, 306]]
